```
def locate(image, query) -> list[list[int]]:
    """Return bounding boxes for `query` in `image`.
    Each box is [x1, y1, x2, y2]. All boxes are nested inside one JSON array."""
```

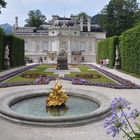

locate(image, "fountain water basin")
[[11, 95, 99, 117], [0, 89, 111, 126]]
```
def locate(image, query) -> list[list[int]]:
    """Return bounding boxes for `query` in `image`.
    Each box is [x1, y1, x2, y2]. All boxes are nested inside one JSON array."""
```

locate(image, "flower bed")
[[87, 64, 137, 87], [0, 64, 39, 82], [76, 73, 101, 79], [72, 77, 87, 85], [61, 64, 140, 89], [0, 81, 36, 88], [21, 73, 47, 78], [0, 64, 140, 89], [85, 64, 140, 89], [0, 75, 57, 88], [35, 76, 49, 85]]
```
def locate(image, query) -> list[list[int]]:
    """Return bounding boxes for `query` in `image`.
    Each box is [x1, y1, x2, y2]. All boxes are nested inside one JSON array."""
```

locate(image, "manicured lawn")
[[5, 64, 116, 84], [5, 64, 57, 82], [66, 65, 116, 83]]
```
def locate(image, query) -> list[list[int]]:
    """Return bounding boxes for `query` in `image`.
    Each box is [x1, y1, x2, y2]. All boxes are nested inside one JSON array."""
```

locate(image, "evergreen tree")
[[0, 27, 5, 34], [0, 0, 7, 14], [25, 10, 46, 28], [92, 14, 104, 25], [101, 0, 140, 37]]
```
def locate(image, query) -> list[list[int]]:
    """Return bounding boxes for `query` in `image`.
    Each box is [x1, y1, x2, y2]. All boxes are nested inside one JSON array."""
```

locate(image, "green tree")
[[77, 12, 88, 22], [92, 14, 104, 25], [25, 10, 46, 28], [101, 0, 140, 37], [0, 27, 5, 34], [0, 0, 7, 14]]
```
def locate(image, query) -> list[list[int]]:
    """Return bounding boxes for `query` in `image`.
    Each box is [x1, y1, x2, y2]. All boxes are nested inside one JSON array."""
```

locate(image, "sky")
[[0, 0, 140, 26]]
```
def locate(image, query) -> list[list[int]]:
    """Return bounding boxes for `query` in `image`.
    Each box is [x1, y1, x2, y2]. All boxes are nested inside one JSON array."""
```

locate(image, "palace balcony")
[[71, 51, 81, 55]]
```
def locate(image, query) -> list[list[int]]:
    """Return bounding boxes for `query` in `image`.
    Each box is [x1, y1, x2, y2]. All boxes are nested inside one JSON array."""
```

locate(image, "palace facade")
[[13, 15, 106, 63]]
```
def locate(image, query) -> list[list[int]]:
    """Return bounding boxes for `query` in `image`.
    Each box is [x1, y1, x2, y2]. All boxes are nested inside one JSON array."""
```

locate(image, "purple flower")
[[86, 64, 139, 89], [111, 97, 131, 112], [35, 76, 50, 85], [104, 97, 140, 139], [104, 113, 128, 137], [129, 109, 140, 120]]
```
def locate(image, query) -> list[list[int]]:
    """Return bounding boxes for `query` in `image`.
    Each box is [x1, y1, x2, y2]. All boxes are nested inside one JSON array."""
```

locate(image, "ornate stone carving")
[[4, 45, 10, 69], [114, 45, 121, 69], [46, 78, 68, 107], [56, 49, 68, 70]]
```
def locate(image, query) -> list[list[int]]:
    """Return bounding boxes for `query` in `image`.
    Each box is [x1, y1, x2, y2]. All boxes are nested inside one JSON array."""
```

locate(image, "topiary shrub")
[[120, 25, 140, 75]]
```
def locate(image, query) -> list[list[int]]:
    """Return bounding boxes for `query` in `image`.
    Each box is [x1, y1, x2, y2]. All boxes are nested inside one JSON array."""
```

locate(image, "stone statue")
[[114, 45, 121, 69], [56, 49, 68, 70], [59, 49, 66, 57], [46, 78, 68, 107], [4, 45, 10, 69]]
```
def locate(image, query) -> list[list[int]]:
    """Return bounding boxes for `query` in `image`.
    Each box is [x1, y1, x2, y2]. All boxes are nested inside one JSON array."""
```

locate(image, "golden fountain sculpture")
[[46, 78, 68, 107]]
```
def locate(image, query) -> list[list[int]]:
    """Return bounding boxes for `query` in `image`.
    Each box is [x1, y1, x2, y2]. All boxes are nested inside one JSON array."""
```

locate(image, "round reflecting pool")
[[11, 96, 99, 117], [0, 88, 111, 126]]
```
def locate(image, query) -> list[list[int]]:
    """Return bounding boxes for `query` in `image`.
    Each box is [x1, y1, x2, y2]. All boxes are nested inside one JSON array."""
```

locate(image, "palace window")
[[43, 41, 48, 51], [44, 57, 47, 60], [80, 42, 86, 51], [36, 45, 39, 51], [89, 45, 92, 51]]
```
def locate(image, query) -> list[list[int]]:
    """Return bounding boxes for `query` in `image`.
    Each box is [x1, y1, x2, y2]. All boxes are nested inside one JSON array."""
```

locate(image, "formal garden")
[[0, 23, 140, 140], [0, 63, 140, 89], [0, 0, 140, 140]]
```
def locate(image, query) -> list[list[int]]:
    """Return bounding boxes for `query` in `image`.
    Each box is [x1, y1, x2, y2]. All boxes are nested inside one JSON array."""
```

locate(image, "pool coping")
[[0, 88, 111, 127]]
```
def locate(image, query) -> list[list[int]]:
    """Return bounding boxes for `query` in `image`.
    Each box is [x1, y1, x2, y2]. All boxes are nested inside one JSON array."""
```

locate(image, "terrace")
[[0, 63, 140, 140]]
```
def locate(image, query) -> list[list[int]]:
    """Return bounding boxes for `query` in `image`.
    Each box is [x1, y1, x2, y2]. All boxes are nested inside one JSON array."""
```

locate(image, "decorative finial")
[[15, 16, 18, 28]]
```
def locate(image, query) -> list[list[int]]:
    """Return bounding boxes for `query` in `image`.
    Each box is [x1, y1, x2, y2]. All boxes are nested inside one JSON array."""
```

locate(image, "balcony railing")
[[71, 51, 81, 55]]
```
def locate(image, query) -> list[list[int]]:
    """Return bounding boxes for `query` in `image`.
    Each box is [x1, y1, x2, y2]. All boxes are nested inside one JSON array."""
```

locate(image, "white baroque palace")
[[13, 15, 106, 63]]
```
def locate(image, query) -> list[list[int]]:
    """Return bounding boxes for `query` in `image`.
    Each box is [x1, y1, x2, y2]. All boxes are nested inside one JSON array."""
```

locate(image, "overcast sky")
[[0, 0, 140, 26]]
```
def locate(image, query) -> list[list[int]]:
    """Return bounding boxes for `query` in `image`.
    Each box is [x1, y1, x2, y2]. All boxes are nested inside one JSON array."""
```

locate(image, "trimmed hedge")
[[7, 35, 25, 67], [0, 33, 25, 69], [97, 24, 140, 75], [120, 25, 140, 75], [97, 36, 119, 68]]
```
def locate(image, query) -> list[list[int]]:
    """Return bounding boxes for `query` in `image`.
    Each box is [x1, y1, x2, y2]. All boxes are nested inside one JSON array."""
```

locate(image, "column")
[[68, 39, 71, 63], [80, 16, 83, 32], [87, 16, 91, 32]]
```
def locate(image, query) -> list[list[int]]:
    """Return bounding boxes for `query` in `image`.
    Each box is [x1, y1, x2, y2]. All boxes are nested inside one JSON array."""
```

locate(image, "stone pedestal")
[[4, 58, 10, 69], [57, 49, 68, 70], [114, 59, 121, 69], [57, 58, 68, 70]]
